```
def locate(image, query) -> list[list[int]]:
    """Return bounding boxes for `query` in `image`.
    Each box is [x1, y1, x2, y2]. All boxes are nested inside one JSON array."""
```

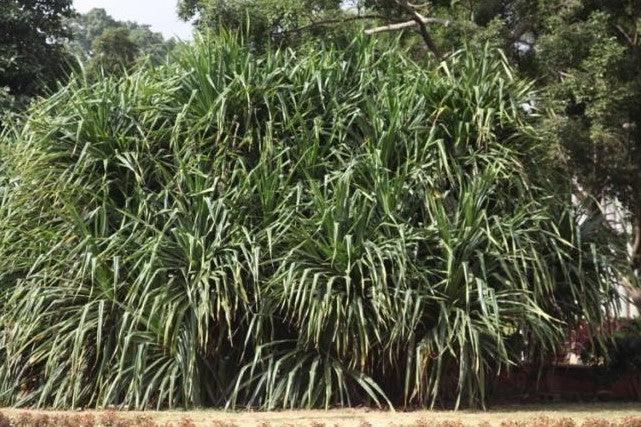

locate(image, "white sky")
[[73, 0, 194, 40]]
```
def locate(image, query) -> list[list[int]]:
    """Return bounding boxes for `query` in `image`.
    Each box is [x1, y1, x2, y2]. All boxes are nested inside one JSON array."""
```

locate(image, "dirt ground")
[[1, 403, 641, 426]]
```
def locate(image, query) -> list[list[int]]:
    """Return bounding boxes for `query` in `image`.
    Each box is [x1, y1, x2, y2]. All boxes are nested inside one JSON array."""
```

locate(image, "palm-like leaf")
[[0, 33, 619, 410]]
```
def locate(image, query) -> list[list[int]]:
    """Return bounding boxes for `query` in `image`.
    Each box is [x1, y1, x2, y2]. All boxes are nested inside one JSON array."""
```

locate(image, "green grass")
[[0, 32, 619, 411]]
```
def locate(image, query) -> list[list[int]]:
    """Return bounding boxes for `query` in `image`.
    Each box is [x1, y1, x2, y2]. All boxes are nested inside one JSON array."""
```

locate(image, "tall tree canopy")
[[66, 8, 177, 65], [65, 7, 118, 58], [173, 0, 537, 57], [177, 0, 344, 45], [87, 27, 140, 77], [0, 0, 75, 108], [534, 1, 641, 275]]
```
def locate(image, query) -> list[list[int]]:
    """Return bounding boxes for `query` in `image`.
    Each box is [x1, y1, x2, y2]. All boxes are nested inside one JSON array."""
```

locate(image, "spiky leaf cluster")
[[0, 34, 615, 410]]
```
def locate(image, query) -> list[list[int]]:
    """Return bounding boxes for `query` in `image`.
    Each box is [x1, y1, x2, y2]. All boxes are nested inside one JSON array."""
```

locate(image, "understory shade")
[[0, 33, 616, 410]]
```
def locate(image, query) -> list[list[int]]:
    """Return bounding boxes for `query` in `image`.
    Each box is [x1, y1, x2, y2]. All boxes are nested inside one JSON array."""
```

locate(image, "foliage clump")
[[0, 34, 616, 410]]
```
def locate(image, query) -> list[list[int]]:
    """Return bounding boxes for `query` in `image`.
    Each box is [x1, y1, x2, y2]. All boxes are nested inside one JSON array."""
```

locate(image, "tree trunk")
[[629, 207, 641, 312], [632, 208, 641, 271]]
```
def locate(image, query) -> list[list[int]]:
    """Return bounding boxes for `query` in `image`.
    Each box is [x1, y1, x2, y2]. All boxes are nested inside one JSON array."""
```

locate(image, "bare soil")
[[2, 402, 641, 426]]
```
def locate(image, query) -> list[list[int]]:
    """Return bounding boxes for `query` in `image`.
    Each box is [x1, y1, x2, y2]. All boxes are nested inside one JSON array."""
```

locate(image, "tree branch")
[[406, 1, 430, 9], [616, 24, 635, 47], [364, 17, 451, 35], [287, 14, 387, 35], [394, 0, 442, 58]]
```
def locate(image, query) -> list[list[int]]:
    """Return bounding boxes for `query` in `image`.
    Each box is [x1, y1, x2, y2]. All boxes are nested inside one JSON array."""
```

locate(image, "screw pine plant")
[[0, 33, 617, 410]]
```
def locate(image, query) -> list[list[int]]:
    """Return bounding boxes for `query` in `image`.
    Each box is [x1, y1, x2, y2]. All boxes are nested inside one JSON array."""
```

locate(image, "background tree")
[[535, 1, 641, 273], [65, 7, 118, 58], [67, 8, 177, 65], [87, 27, 139, 77], [0, 0, 75, 110], [174, 0, 524, 57], [177, 0, 349, 45], [127, 23, 177, 65]]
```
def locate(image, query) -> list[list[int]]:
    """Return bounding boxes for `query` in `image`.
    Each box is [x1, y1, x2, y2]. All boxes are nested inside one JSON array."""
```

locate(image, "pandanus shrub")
[[0, 33, 617, 410]]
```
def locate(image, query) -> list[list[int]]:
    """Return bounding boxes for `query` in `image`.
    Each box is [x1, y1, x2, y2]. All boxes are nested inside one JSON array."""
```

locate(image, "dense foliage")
[[533, 1, 641, 277], [584, 318, 641, 399], [420, 0, 641, 284], [607, 318, 641, 399], [0, 0, 75, 111], [0, 34, 616, 410], [177, 0, 345, 46], [1, 5, 177, 116], [185, 0, 641, 286], [429, 0, 641, 283]]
